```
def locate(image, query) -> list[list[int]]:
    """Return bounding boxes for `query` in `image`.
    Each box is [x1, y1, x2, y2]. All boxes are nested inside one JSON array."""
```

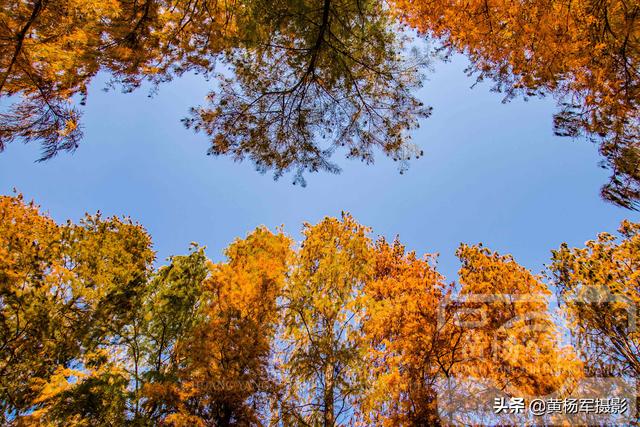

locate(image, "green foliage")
[[184, 0, 429, 184]]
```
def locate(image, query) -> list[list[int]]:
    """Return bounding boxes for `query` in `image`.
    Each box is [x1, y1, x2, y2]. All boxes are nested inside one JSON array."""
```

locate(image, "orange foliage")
[[391, 0, 640, 208]]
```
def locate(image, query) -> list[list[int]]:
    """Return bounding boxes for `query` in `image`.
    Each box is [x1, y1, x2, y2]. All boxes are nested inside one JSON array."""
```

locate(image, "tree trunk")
[[323, 362, 334, 427]]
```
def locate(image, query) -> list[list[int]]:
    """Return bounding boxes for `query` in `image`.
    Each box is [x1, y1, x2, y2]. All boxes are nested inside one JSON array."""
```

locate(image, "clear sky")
[[0, 52, 635, 281]]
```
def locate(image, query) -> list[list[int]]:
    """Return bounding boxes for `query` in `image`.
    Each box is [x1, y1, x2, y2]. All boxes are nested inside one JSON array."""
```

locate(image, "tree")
[[128, 244, 210, 423], [359, 237, 460, 426], [0, 194, 155, 424], [456, 244, 582, 395], [391, 0, 640, 209], [146, 227, 292, 426], [360, 240, 583, 426], [453, 244, 582, 406], [550, 220, 640, 378], [277, 213, 372, 425], [4, 0, 640, 205], [4, 196, 636, 425], [0, 0, 239, 159], [0, 194, 70, 423], [2, 0, 428, 185], [184, 0, 430, 185], [0, 0, 116, 158]]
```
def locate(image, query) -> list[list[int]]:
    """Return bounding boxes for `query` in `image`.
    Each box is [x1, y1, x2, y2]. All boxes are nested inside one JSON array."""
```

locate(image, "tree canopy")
[[1, 0, 427, 184], [2, 194, 638, 425], [391, 0, 640, 208], [1, 0, 638, 207]]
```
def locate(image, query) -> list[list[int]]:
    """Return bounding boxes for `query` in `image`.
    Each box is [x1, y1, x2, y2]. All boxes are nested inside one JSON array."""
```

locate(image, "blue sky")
[[0, 53, 635, 281]]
